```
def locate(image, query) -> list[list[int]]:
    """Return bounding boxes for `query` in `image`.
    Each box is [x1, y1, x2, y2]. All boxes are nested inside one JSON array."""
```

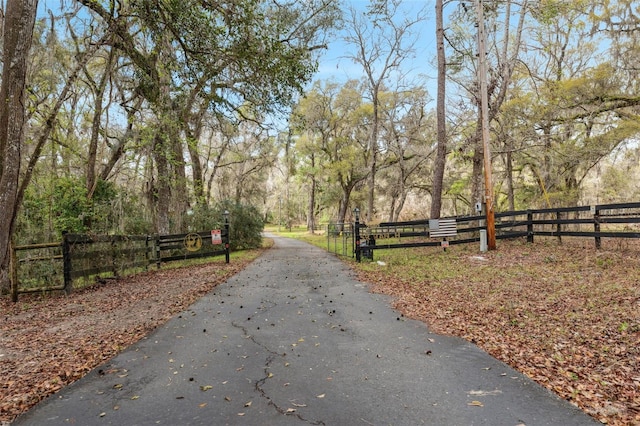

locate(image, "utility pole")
[[475, 0, 496, 250]]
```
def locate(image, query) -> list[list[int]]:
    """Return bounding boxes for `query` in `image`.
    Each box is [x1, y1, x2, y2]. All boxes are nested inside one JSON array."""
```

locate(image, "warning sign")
[[211, 229, 222, 245]]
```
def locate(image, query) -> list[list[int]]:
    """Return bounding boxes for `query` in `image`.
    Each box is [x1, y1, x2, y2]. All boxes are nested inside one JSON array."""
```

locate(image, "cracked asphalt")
[[13, 236, 599, 426]]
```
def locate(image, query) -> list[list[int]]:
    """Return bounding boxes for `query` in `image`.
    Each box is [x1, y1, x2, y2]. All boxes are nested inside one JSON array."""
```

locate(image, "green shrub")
[[184, 201, 264, 250]]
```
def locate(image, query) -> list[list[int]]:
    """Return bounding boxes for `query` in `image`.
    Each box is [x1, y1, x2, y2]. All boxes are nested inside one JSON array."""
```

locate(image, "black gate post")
[[527, 210, 534, 243], [224, 210, 230, 263], [594, 207, 601, 249], [354, 208, 361, 262]]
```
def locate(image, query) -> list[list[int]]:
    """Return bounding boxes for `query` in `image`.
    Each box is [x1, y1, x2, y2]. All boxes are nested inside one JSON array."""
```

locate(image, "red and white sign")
[[211, 229, 222, 245]]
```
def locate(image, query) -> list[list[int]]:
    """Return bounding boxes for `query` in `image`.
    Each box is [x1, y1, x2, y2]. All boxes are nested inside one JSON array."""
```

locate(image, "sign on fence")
[[211, 229, 222, 245], [429, 218, 457, 238], [184, 233, 203, 252]]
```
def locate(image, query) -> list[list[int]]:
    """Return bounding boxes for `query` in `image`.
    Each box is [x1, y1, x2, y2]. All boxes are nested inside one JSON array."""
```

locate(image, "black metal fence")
[[326, 222, 355, 258], [326, 202, 640, 261], [10, 226, 230, 301]]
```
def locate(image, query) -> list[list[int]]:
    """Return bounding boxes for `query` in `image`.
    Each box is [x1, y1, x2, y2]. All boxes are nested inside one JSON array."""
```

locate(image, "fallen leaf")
[[244, 401, 252, 407], [199, 403, 207, 408], [317, 394, 325, 398], [224, 396, 231, 402], [285, 408, 296, 414], [468, 401, 483, 407], [469, 390, 502, 396], [200, 385, 213, 391], [131, 395, 140, 400]]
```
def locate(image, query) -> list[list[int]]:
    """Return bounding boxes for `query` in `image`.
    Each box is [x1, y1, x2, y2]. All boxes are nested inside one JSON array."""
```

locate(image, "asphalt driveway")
[[13, 236, 599, 425]]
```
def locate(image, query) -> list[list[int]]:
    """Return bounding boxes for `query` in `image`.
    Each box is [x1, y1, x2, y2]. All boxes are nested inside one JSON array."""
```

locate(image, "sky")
[[312, 0, 441, 97]]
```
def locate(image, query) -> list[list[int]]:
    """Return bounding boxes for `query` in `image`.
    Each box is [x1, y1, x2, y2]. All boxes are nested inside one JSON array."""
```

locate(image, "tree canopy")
[[1, 0, 640, 280]]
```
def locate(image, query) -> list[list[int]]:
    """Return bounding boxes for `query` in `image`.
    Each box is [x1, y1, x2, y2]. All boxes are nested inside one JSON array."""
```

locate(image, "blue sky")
[[312, 0, 440, 95]]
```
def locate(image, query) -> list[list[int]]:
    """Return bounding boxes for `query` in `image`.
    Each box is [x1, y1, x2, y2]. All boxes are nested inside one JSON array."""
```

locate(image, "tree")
[[293, 80, 370, 225], [378, 88, 433, 222], [76, 0, 340, 232], [0, 0, 39, 293], [442, 1, 528, 211], [343, 0, 426, 222]]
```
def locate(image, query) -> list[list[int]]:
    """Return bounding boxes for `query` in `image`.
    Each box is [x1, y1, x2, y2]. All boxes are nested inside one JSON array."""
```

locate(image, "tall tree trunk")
[[470, 125, 484, 208], [394, 190, 408, 222], [181, 79, 208, 205], [170, 125, 189, 232], [152, 131, 171, 235], [506, 148, 515, 211], [0, 0, 38, 292], [307, 153, 316, 233], [86, 47, 115, 199], [431, 0, 446, 219], [97, 96, 143, 184], [185, 122, 205, 203], [366, 94, 378, 223]]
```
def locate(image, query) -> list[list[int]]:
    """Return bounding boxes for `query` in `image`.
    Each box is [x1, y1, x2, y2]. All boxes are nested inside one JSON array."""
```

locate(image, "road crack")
[[231, 321, 325, 425]]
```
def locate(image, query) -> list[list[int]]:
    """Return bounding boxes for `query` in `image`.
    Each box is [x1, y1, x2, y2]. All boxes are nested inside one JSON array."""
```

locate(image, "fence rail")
[[10, 227, 229, 302], [326, 202, 640, 261]]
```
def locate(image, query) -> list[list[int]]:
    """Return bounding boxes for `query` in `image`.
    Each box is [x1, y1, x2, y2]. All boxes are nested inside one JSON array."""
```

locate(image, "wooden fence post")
[[155, 235, 161, 269], [145, 235, 151, 271], [62, 232, 72, 294], [527, 211, 534, 243], [111, 238, 119, 277], [556, 210, 562, 243], [594, 207, 601, 249]]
